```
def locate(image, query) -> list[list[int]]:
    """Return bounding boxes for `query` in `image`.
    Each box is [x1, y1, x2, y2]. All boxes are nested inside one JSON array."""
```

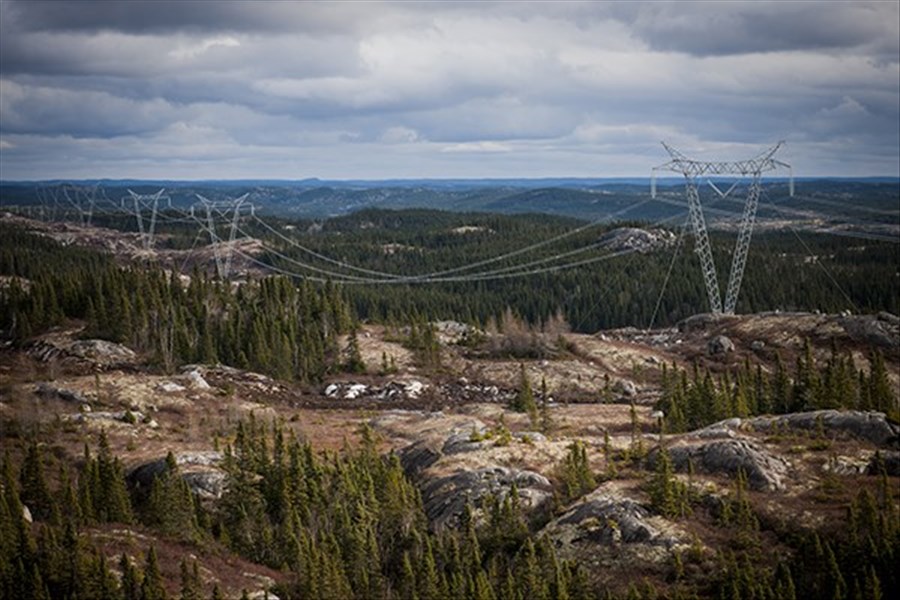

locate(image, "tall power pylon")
[[126, 189, 169, 252], [193, 194, 253, 279], [652, 142, 793, 315], [60, 184, 101, 226]]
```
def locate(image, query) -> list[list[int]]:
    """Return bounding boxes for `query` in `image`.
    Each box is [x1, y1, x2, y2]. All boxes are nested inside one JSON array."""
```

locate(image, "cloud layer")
[[1, 1, 897, 179]]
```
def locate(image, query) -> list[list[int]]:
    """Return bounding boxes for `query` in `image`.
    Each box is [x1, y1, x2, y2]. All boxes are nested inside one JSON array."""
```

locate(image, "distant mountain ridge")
[[1, 178, 897, 223]]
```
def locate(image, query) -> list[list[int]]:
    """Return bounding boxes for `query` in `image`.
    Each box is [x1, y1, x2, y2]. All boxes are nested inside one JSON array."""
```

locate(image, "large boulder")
[[649, 438, 791, 491], [541, 482, 687, 566], [36, 383, 90, 405], [677, 313, 723, 333], [839, 314, 900, 348], [129, 451, 225, 500], [707, 335, 735, 356], [397, 421, 553, 529], [745, 410, 899, 447], [418, 466, 553, 529], [67, 339, 137, 367]]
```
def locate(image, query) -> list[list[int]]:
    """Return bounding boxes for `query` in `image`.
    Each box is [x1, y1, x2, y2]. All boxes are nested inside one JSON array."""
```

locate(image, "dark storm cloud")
[[608, 1, 899, 57], [0, 1, 897, 179], [2, 0, 380, 34]]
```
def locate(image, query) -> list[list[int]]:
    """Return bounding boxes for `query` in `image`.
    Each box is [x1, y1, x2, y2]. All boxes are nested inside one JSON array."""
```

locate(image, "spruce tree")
[[179, 558, 202, 600], [539, 376, 553, 434], [344, 325, 367, 374], [140, 546, 167, 600], [649, 448, 678, 518], [19, 440, 54, 522], [511, 363, 538, 423]]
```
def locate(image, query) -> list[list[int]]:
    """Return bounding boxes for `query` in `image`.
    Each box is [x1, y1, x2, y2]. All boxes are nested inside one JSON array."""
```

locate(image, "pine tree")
[[868, 350, 897, 419], [93, 431, 133, 523], [140, 546, 168, 600], [19, 440, 54, 522], [559, 441, 596, 504], [511, 364, 538, 424], [343, 324, 367, 374], [144, 452, 198, 539], [539, 376, 553, 434], [649, 448, 678, 518], [179, 558, 202, 600], [120, 553, 141, 600]]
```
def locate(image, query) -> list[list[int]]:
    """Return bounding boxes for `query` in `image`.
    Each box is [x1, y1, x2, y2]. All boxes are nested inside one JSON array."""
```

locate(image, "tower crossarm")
[[652, 141, 791, 315]]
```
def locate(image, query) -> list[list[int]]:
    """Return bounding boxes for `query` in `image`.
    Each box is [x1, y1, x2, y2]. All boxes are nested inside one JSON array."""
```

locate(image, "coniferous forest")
[[0, 208, 898, 600], [2, 2, 900, 598]]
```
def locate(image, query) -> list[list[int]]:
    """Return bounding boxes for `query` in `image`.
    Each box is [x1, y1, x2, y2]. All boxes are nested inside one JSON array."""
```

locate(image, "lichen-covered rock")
[[418, 466, 552, 529], [129, 451, 225, 499], [68, 339, 137, 366], [36, 383, 89, 404], [398, 440, 442, 476], [541, 483, 687, 566], [651, 439, 791, 491], [613, 379, 637, 398], [186, 370, 211, 390], [745, 410, 898, 447], [707, 335, 735, 356], [64, 410, 146, 426], [839, 314, 900, 348]]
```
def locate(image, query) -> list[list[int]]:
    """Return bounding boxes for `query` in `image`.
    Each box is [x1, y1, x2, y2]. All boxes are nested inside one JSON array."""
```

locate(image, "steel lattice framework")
[[193, 194, 253, 279], [126, 189, 169, 252], [652, 142, 793, 315]]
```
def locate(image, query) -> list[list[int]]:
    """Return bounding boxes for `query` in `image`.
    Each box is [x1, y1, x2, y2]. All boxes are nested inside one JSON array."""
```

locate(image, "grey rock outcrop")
[[64, 410, 147, 426], [398, 422, 552, 529], [745, 410, 898, 447], [839, 313, 900, 348], [129, 451, 226, 500], [676, 313, 724, 333], [651, 439, 791, 491], [398, 440, 442, 476], [27, 338, 137, 368], [68, 339, 137, 366], [418, 466, 552, 529], [36, 383, 89, 405], [542, 483, 686, 564], [707, 335, 735, 356]]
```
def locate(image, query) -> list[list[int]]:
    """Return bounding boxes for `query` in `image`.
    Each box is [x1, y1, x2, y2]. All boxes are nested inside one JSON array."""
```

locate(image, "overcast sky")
[[0, 1, 898, 180]]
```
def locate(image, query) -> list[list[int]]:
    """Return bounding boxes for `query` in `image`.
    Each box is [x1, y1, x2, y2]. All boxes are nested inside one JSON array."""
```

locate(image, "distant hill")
[[2, 178, 897, 224]]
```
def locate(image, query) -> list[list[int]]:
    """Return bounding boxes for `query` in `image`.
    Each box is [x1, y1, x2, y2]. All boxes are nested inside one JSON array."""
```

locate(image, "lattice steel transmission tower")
[[193, 194, 254, 279], [652, 142, 793, 315], [125, 189, 169, 252], [60, 184, 100, 226]]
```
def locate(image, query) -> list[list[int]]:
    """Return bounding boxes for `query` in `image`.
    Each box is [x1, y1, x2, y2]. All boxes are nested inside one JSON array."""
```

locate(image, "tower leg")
[[723, 177, 761, 314], [685, 179, 723, 314]]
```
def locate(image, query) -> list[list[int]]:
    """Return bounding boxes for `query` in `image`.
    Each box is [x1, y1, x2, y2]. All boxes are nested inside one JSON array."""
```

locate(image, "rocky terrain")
[[1, 304, 898, 598], [1, 210, 898, 598]]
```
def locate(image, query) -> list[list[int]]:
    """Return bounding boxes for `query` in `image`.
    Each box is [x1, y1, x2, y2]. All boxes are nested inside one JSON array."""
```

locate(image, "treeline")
[[250, 209, 900, 331], [655, 341, 899, 431], [0, 224, 352, 382], [4, 209, 898, 341], [1, 420, 592, 600]]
